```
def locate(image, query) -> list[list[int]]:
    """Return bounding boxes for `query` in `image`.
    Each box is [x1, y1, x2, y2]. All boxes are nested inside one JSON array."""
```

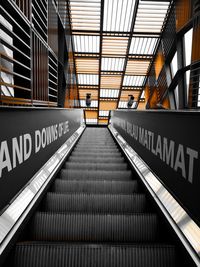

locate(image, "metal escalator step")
[[71, 151, 122, 157], [30, 213, 158, 242], [42, 193, 146, 213], [68, 156, 125, 163], [60, 169, 133, 180], [76, 144, 117, 148], [13, 243, 176, 267], [72, 149, 119, 154], [53, 180, 138, 194], [64, 162, 128, 171]]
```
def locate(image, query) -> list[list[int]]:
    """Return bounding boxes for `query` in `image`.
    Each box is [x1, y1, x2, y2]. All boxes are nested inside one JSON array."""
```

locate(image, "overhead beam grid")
[[68, 0, 171, 124]]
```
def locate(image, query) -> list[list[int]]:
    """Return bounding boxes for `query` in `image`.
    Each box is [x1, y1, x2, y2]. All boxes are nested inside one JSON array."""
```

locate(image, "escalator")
[[10, 127, 176, 266]]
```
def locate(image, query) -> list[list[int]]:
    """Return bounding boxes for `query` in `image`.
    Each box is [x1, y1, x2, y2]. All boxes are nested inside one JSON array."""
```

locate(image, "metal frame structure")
[[68, 0, 172, 124]]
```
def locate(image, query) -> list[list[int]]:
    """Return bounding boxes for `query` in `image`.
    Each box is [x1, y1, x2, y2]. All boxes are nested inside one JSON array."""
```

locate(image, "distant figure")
[[127, 95, 135, 108], [86, 93, 91, 107]]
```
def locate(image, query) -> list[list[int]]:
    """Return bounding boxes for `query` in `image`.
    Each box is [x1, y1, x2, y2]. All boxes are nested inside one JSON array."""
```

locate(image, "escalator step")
[[73, 146, 119, 153], [30, 213, 158, 242], [76, 144, 117, 148], [70, 154, 123, 159], [68, 156, 125, 163], [64, 162, 128, 171], [13, 243, 176, 267], [42, 193, 146, 213], [52, 180, 138, 194], [71, 151, 122, 157], [60, 169, 133, 180], [74, 145, 118, 149]]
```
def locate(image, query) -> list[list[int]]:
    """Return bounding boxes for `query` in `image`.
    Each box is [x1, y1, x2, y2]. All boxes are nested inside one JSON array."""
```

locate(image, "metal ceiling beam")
[[98, 0, 104, 124], [117, 0, 140, 107]]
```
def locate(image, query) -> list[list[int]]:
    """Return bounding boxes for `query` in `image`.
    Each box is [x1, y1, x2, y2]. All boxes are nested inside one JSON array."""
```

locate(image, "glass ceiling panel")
[[102, 36, 129, 57], [99, 119, 109, 124], [126, 60, 151, 75], [118, 101, 137, 108], [69, 0, 172, 123], [73, 35, 100, 53], [129, 37, 158, 55], [100, 89, 119, 98], [78, 74, 99, 85], [103, 0, 136, 32], [86, 118, 98, 124], [99, 101, 117, 110], [134, 1, 170, 33], [80, 99, 98, 107], [79, 89, 98, 99], [75, 58, 99, 74], [123, 75, 146, 86], [101, 58, 125, 71], [101, 75, 122, 89], [120, 90, 141, 101], [99, 110, 109, 116], [69, 0, 101, 31], [85, 110, 98, 119]]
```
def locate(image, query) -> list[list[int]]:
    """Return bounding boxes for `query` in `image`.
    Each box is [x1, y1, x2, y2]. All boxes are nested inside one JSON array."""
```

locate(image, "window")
[[174, 86, 179, 109], [170, 52, 178, 78], [184, 28, 193, 66], [0, 15, 14, 96], [185, 70, 190, 105]]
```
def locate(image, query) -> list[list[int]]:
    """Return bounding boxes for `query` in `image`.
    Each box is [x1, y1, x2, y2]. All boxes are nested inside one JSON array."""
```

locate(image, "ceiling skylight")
[[86, 118, 98, 124], [69, 0, 101, 31], [134, 1, 170, 33], [120, 89, 141, 101], [101, 58, 125, 71], [78, 74, 99, 85], [129, 37, 158, 55], [79, 89, 98, 100], [80, 100, 98, 107], [73, 35, 100, 53], [99, 110, 109, 116], [103, 0, 136, 32], [68, 0, 172, 124], [118, 101, 137, 108], [101, 75, 122, 89], [100, 89, 119, 98], [102, 36, 129, 56], [76, 58, 99, 74], [123, 75, 146, 86], [126, 60, 150, 75]]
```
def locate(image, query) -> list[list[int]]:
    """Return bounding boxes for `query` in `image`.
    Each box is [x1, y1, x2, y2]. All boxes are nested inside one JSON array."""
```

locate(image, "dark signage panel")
[[0, 108, 82, 212], [111, 110, 200, 225]]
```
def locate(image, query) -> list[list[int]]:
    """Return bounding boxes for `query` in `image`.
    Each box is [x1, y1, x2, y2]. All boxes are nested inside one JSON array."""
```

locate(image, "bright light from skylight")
[[86, 118, 98, 124], [129, 37, 158, 55], [73, 35, 100, 53], [69, 0, 101, 31], [170, 52, 178, 78], [123, 75, 146, 86], [118, 101, 137, 108], [101, 58, 125, 71], [103, 0, 136, 32], [134, 1, 170, 33], [78, 74, 99, 85], [184, 28, 193, 66], [99, 110, 109, 116], [80, 100, 98, 108], [100, 89, 119, 98], [141, 90, 145, 98], [186, 70, 190, 104]]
